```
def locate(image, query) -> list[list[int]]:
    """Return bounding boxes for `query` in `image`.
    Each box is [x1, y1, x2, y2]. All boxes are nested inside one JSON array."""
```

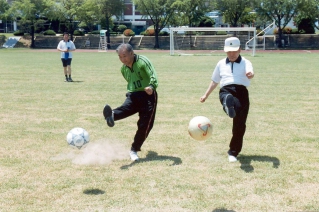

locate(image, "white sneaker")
[[228, 155, 237, 162], [130, 151, 139, 161]]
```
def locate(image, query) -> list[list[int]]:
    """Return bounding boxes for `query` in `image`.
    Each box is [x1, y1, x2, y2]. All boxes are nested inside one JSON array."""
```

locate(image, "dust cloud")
[[52, 139, 128, 165]]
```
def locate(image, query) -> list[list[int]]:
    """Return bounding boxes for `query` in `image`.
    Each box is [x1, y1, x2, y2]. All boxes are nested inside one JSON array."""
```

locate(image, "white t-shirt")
[[211, 55, 253, 88], [57, 40, 76, 59]]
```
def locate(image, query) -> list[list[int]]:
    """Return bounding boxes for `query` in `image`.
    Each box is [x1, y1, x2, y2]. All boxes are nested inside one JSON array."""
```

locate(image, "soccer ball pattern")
[[188, 116, 213, 141], [67, 127, 90, 149]]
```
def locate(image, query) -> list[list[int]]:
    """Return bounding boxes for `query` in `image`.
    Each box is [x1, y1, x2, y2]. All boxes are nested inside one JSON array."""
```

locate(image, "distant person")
[[200, 37, 254, 162], [57, 32, 76, 82], [103, 43, 158, 161]]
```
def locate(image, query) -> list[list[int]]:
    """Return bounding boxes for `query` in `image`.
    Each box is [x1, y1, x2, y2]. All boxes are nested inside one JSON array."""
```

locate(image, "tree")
[[94, 0, 125, 49], [53, 0, 85, 40], [238, 8, 258, 27], [216, 0, 253, 27], [0, 0, 10, 32], [134, 0, 177, 49], [76, 0, 100, 33], [173, 0, 214, 27], [8, 0, 54, 48], [255, 0, 303, 47], [198, 16, 215, 27], [296, 18, 315, 33], [171, 0, 214, 47], [0, 0, 10, 20], [294, 0, 319, 33]]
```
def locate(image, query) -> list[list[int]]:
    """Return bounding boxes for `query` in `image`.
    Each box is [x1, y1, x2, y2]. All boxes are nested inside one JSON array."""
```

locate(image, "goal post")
[[169, 27, 256, 56]]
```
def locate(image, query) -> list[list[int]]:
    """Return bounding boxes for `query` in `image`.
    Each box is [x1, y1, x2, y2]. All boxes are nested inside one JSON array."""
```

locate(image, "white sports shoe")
[[228, 155, 238, 162], [130, 151, 139, 161]]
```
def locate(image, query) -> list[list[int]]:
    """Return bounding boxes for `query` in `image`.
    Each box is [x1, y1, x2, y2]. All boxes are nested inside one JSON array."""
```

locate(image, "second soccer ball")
[[188, 116, 213, 141]]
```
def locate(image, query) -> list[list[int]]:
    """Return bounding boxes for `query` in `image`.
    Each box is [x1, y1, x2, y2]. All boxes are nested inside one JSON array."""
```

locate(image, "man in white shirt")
[[200, 37, 254, 162], [57, 32, 76, 82]]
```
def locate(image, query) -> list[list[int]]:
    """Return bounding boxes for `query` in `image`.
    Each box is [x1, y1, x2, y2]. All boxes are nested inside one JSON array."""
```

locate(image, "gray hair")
[[116, 43, 134, 53]]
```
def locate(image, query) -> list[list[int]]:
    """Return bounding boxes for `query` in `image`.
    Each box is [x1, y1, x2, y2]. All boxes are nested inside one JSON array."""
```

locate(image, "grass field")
[[0, 48, 318, 212]]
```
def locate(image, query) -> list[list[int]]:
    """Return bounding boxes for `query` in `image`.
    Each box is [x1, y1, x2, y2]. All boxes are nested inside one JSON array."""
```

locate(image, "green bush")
[[298, 29, 306, 34], [90, 30, 100, 34], [291, 28, 299, 34], [123, 29, 135, 36], [159, 31, 169, 36], [203, 31, 217, 35], [185, 31, 196, 35], [73, 30, 85, 36], [43, 30, 56, 36], [195, 32, 205, 35], [118, 25, 127, 33], [110, 32, 120, 36], [13, 30, 24, 36], [198, 17, 214, 27], [216, 31, 227, 35]]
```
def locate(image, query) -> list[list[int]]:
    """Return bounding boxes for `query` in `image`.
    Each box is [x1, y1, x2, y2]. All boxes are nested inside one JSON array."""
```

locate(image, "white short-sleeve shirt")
[[57, 40, 76, 59], [211, 55, 253, 88]]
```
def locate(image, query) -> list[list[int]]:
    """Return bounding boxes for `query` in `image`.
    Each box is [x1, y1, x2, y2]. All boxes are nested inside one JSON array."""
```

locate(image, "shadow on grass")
[[212, 208, 236, 212], [68, 80, 84, 83], [83, 188, 105, 195], [237, 155, 280, 173], [120, 150, 182, 170]]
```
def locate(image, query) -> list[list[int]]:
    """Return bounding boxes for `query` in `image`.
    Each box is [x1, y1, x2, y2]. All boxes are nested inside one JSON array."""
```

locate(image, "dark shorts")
[[61, 58, 72, 67]]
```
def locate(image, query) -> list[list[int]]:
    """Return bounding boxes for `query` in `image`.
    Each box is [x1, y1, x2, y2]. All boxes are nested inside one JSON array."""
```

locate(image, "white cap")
[[224, 37, 240, 52]]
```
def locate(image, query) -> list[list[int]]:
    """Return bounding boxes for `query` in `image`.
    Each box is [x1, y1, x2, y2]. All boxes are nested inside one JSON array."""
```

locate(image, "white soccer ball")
[[66, 127, 90, 149], [188, 116, 213, 141]]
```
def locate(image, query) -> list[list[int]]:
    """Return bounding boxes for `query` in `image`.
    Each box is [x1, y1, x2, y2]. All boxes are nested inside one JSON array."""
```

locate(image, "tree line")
[[0, 0, 318, 48]]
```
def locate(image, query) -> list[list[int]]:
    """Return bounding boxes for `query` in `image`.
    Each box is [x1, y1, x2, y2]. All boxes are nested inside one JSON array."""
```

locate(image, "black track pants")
[[113, 91, 158, 151], [219, 84, 250, 156]]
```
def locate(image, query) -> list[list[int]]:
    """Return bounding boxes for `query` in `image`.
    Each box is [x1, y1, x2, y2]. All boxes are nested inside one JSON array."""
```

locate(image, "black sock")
[[65, 75, 68, 79]]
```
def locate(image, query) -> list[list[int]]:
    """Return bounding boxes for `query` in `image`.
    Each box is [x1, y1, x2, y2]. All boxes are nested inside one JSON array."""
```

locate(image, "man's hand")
[[200, 95, 207, 103], [246, 72, 254, 79], [144, 86, 153, 95]]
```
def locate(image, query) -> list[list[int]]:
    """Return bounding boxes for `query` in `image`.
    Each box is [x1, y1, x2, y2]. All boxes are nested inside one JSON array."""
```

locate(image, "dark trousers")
[[113, 91, 157, 151], [219, 84, 250, 157]]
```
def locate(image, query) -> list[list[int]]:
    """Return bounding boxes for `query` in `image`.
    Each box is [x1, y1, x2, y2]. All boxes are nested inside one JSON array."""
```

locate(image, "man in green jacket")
[[103, 43, 158, 161]]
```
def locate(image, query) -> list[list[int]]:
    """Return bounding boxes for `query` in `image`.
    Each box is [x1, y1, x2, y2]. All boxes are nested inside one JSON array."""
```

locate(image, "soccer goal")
[[169, 27, 256, 56]]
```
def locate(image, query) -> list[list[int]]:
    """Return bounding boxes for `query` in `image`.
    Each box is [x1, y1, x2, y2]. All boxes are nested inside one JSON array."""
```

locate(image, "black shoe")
[[103, 104, 114, 127], [68, 77, 73, 82], [224, 94, 236, 118], [65, 78, 69, 82]]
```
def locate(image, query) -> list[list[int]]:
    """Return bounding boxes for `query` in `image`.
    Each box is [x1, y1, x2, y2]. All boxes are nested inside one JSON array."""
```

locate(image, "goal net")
[[169, 27, 256, 56]]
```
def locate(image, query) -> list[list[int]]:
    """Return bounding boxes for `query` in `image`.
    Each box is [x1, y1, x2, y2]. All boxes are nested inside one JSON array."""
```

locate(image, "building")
[[113, 0, 152, 35]]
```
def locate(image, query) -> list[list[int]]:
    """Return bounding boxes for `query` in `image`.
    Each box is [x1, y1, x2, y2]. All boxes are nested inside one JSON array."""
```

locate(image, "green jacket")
[[120, 54, 158, 92]]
